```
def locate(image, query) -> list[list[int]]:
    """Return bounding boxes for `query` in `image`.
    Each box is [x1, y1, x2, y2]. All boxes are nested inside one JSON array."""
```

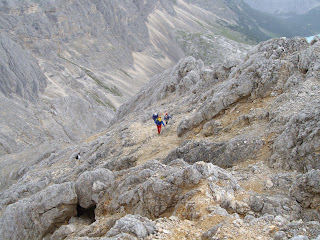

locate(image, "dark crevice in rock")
[[77, 204, 96, 223]]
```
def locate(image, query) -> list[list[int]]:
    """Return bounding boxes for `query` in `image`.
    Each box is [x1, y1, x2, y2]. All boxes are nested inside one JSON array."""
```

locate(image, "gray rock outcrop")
[[164, 135, 264, 167], [0, 33, 47, 101], [0, 182, 77, 240], [291, 169, 320, 209], [249, 194, 302, 220], [106, 214, 156, 239], [0, 0, 259, 186], [75, 168, 115, 209], [270, 105, 320, 171]]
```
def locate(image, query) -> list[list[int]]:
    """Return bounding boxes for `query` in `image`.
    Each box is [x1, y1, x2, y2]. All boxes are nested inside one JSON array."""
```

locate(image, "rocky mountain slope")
[[0, 0, 260, 160], [1, 35, 320, 239], [0, 0, 256, 194], [1, 0, 319, 166]]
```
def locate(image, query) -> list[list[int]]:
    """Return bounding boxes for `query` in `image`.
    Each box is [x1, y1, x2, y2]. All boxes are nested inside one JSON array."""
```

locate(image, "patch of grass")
[[193, 19, 205, 28], [58, 54, 122, 97], [85, 70, 122, 97], [209, 21, 255, 44], [119, 69, 133, 78], [177, 22, 255, 45], [90, 92, 116, 111], [58, 54, 82, 68]]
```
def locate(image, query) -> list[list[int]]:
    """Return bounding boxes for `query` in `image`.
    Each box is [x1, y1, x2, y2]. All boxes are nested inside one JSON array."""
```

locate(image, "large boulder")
[[269, 104, 320, 171], [0, 182, 77, 240], [291, 169, 320, 209], [249, 194, 302, 220], [106, 214, 156, 238], [75, 168, 115, 209], [139, 178, 179, 218]]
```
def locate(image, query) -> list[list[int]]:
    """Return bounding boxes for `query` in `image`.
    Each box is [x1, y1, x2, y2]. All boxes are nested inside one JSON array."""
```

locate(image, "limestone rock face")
[[0, 0, 256, 174], [270, 105, 320, 171], [102, 160, 242, 221], [0, 182, 77, 240], [106, 214, 156, 239], [291, 170, 320, 209], [164, 136, 264, 167], [249, 194, 302, 220], [75, 168, 115, 209], [0, 33, 47, 101]]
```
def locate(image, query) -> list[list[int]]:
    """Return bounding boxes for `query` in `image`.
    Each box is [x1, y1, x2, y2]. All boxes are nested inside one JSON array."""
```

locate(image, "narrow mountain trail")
[[139, 98, 289, 240], [126, 117, 183, 165], [76, 95, 287, 240]]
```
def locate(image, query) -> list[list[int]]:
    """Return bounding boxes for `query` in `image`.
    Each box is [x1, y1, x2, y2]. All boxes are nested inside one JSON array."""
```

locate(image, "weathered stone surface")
[[75, 168, 115, 209], [273, 230, 287, 240], [0, 33, 47, 101], [201, 223, 223, 239], [202, 120, 222, 137], [249, 196, 265, 212], [47, 224, 78, 240], [164, 135, 264, 168], [291, 170, 320, 210], [270, 105, 320, 171], [101, 159, 241, 222], [249, 194, 302, 221], [0, 182, 77, 240], [177, 32, 250, 66], [106, 214, 156, 238], [106, 233, 138, 240], [289, 235, 309, 240]]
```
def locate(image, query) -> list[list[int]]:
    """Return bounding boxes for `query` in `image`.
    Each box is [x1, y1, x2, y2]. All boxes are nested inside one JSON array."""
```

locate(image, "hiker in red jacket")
[[155, 117, 165, 134]]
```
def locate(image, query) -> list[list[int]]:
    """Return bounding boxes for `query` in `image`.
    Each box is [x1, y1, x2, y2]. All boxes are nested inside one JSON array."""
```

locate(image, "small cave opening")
[[76, 204, 96, 224]]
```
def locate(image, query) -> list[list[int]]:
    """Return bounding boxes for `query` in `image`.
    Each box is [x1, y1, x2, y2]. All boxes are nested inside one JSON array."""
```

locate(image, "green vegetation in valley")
[[227, 0, 320, 39], [208, 0, 320, 43], [88, 91, 116, 111], [119, 69, 133, 78]]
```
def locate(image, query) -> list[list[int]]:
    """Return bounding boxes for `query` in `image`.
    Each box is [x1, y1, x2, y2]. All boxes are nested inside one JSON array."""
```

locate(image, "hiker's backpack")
[[153, 113, 158, 120]]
